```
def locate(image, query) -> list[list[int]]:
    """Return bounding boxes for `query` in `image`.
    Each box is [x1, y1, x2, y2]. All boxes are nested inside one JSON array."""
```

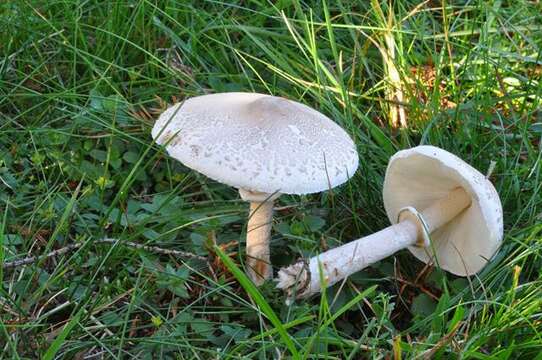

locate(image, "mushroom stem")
[[277, 187, 471, 300], [246, 200, 274, 285], [417, 187, 472, 234]]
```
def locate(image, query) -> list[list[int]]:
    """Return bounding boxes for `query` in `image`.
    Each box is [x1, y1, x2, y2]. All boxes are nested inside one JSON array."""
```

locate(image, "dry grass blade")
[[372, 0, 407, 128]]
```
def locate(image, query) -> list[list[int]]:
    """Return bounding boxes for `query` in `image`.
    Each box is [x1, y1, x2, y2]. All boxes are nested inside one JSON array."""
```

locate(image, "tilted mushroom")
[[277, 145, 503, 300], [151, 92, 359, 285]]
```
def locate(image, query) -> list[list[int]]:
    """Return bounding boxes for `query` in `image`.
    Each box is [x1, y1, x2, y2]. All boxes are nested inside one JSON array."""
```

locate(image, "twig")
[[3, 243, 82, 269], [2, 238, 207, 270]]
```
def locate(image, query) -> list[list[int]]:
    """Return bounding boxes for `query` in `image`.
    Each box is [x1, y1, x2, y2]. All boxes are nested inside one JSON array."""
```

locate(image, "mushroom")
[[151, 92, 359, 285], [277, 145, 503, 300]]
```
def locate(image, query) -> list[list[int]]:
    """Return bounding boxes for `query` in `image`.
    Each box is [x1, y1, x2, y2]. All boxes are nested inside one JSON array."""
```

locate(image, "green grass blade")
[[214, 245, 300, 359], [42, 307, 84, 360]]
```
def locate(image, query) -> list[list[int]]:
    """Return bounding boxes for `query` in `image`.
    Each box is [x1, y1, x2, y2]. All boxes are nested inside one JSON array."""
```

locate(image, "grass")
[[1, 0, 541, 358]]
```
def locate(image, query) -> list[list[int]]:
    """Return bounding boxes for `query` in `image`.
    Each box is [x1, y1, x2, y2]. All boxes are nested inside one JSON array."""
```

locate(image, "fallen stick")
[[2, 238, 206, 270]]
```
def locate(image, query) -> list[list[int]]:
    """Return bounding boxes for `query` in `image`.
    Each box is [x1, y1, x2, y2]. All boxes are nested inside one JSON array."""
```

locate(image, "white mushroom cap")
[[383, 145, 503, 276], [152, 93, 359, 195]]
